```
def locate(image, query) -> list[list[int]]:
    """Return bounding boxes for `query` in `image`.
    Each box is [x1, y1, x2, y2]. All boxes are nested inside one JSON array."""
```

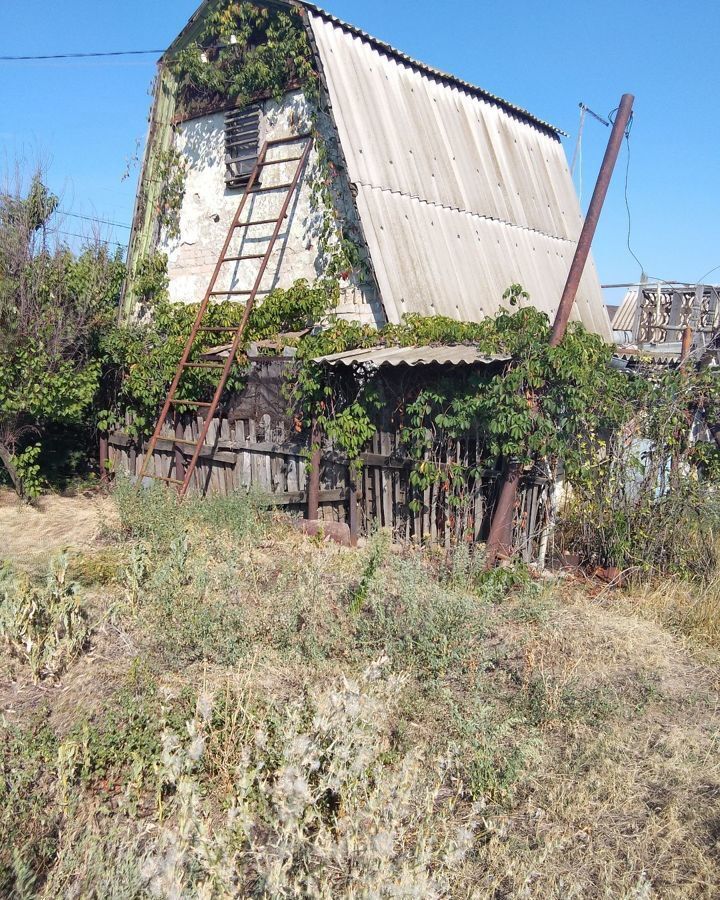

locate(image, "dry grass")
[[0, 486, 718, 898], [0, 487, 117, 572], [622, 576, 720, 649]]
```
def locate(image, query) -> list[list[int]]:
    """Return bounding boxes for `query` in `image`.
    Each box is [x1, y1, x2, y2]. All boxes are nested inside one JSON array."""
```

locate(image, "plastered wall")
[[158, 90, 384, 327]]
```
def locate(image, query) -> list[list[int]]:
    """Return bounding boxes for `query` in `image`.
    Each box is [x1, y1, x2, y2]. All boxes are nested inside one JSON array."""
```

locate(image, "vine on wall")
[[169, 3, 318, 117]]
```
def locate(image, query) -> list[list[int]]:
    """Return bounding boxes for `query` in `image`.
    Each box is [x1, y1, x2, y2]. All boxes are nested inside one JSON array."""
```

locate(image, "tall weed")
[[0, 554, 88, 680]]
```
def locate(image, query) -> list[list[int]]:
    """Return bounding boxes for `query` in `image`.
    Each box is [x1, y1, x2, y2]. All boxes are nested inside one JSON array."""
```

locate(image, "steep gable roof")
[[160, 0, 611, 339]]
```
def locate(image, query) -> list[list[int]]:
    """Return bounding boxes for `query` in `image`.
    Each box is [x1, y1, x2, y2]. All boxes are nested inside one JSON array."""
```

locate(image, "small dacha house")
[[124, 0, 610, 338], [114, 0, 611, 553]]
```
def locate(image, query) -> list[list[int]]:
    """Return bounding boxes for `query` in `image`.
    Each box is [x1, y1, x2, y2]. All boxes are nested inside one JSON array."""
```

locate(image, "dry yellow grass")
[[0, 487, 117, 572], [0, 489, 718, 897]]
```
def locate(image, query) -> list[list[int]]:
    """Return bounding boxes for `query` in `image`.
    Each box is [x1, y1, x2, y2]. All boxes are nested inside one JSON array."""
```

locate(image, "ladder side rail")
[[178, 138, 312, 496], [137, 143, 270, 481]]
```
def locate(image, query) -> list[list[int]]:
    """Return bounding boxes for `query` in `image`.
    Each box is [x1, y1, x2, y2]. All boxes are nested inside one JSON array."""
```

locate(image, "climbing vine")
[[155, 148, 187, 241], [164, 1, 367, 287], [103, 254, 337, 438], [169, 3, 318, 116], [286, 286, 633, 491]]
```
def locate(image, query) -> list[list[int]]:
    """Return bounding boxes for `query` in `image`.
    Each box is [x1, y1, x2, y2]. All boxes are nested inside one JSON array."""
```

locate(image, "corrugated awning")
[[313, 345, 510, 368]]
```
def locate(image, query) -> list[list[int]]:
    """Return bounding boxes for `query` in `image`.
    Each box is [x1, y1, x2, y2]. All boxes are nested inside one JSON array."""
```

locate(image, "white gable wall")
[[159, 89, 384, 326]]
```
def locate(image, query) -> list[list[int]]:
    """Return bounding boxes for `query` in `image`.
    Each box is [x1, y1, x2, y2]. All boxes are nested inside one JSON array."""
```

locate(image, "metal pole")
[[484, 460, 522, 566], [549, 93, 635, 347], [485, 93, 634, 567], [680, 325, 693, 371], [306, 418, 321, 520]]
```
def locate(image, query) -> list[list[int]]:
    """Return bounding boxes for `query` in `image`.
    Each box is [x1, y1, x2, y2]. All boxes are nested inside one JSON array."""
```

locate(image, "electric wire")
[[0, 49, 164, 61], [611, 106, 647, 278], [0, 41, 234, 63], [696, 264, 720, 284], [57, 229, 127, 248], [59, 210, 132, 230]]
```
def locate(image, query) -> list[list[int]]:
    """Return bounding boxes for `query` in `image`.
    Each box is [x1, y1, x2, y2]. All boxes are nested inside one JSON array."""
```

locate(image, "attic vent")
[[225, 104, 261, 188]]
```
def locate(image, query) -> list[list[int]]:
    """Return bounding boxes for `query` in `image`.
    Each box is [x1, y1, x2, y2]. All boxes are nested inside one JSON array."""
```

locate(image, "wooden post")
[[174, 414, 186, 484], [349, 476, 359, 547], [307, 418, 321, 520], [99, 432, 109, 484]]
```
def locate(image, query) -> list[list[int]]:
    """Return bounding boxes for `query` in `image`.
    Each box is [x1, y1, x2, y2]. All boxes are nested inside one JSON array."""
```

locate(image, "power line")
[[697, 264, 720, 284], [0, 40, 234, 63], [618, 111, 646, 277], [57, 229, 127, 248], [0, 48, 163, 61], [60, 210, 132, 230]]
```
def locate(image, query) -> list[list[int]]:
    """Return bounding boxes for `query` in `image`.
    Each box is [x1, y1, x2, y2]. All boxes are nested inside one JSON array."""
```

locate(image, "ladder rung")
[[196, 326, 242, 332], [222, 254, 267, 262], [169, 399, 214, 406], [249, 182, 293, 194], [260, 155, 303, 166], [266, 133, 312, 146], [209, 289, 271, 296], [149, 475, 184, 485], [235, 216, 287, 228], [183, 362, 226, 369]]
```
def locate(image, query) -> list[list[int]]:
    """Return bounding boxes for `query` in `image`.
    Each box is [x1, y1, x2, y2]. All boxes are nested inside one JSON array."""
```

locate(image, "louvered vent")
[[225, 104, 261, 188]]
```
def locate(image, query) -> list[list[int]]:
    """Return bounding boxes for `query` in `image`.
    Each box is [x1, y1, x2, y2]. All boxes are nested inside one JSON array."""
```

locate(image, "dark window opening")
[[225, 104, 261, 188]]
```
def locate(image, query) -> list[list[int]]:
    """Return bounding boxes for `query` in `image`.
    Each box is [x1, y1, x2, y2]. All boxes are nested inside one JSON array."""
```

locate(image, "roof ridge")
[[298, 2, 565, 137]]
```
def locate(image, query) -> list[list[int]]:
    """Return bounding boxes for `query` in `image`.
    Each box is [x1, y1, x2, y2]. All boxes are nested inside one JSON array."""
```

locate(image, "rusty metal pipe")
[[484, 460, 522, 567], [549, 93, 635, 347], [306, 418, 321, 520], [680, 325, 693, 371], [486, 94, 634, 567]]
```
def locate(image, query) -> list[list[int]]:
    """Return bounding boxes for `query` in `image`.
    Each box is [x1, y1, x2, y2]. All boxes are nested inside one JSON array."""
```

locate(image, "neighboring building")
[[613, 281, 720, 348], [123, 0, 611, 340]]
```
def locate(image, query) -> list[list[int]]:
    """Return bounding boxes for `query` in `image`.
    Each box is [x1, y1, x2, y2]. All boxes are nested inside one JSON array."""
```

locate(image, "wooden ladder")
[[137, 133, 312, 497]]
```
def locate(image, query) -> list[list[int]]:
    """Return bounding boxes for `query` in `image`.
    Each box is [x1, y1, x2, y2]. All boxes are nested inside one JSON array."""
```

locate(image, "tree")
[[0, 174, 125, 499]]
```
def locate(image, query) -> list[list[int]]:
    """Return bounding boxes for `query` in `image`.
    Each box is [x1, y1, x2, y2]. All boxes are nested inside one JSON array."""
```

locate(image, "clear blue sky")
[[2, 0, 719, 298]]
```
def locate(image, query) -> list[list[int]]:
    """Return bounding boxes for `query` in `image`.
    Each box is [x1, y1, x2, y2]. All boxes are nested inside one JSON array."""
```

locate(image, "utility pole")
[[549, 94, 635, 347], [485, 93, 635, 567]]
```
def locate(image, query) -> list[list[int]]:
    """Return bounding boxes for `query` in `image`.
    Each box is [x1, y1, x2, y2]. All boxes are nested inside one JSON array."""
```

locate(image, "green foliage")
[[155, 148, 187, 240], [287, 300, 630, 504], [104, 257, 337, 437], [0, 554, 88, 680], [0, 174, 125, 496], [12, 443, 43, 499], [170, 3, 317, 114]]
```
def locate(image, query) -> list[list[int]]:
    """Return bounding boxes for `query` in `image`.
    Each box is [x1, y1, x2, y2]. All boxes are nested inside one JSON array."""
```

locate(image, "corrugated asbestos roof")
[[313, 345, 510, 368], [306, 10, 612, 341], [613, 287, 642, 332]]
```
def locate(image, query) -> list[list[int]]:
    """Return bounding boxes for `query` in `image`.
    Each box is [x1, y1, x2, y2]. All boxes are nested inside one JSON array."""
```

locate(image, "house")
[[123, 0, 611, 341], [612, 281, 720, 350]]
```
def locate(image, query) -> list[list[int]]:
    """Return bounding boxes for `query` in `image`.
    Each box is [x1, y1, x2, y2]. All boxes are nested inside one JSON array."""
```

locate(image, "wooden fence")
[[109, 413, 550, 561]]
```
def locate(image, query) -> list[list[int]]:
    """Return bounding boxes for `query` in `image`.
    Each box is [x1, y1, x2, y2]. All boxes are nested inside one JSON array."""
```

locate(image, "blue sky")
[[2, 0, 718, 298]]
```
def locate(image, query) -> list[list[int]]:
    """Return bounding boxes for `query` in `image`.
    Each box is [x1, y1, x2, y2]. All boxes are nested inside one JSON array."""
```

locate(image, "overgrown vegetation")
[[0, 174, 124, 497], [1, 486, 718, 897], [169, 2, 318, 117]]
